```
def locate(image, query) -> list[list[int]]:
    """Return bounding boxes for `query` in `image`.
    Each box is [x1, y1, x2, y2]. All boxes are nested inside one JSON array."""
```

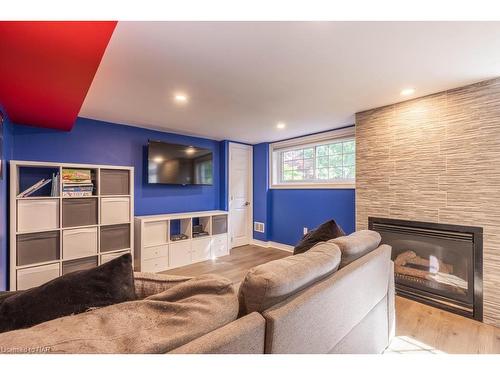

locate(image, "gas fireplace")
[[369, 217, 483, 321]]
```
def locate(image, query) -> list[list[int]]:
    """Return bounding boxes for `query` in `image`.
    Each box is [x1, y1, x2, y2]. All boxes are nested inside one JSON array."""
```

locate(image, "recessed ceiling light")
[[400, 88, 415, 96], [174, 93, 188, 103], [153, 156, 164, 163], [185, 146, 196, 155], [276, 122, 286, 129]]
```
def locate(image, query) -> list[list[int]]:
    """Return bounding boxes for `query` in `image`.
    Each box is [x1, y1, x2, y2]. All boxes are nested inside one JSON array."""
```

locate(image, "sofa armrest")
[[134, 272, 192, 299], [169, 312, 266, 354]]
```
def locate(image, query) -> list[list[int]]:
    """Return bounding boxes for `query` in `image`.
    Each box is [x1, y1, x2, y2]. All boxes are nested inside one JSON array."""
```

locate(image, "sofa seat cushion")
[[0, 274, 238, 354], [294, 220, 345, 255], [0, 253, 135, 334], [238, 242, 341, 315], [329, 230, 381, 268]]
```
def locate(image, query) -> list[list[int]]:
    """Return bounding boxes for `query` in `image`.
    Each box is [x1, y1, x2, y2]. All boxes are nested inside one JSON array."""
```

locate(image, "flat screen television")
[[147, 140, 213, 185]]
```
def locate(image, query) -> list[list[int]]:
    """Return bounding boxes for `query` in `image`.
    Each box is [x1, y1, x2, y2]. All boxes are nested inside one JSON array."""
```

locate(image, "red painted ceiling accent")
[[0, 21, 117, 131]]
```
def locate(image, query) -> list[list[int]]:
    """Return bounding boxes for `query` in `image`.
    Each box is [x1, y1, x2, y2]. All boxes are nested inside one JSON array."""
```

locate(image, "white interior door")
[[229, 143, 252, 248]]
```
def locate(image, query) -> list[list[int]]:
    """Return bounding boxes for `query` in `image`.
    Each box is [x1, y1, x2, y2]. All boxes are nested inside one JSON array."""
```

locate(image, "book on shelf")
[[51, 172, 59, 197], [17, 178, 53, 198], [62, 191, 93, 197], [62, 168, 92, 182]]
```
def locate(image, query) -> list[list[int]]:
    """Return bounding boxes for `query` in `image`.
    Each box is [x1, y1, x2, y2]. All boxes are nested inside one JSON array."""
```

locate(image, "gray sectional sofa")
[[0, 230, 394, 354], [174, 234, 395, 354]]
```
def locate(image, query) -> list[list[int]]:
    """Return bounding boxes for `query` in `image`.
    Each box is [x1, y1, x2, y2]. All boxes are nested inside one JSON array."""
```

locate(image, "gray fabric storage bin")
[[62, 198, 98, 228], [100, 169, 130, 196], [100, 224, 130, 252], [212, 215, 228, 235], [62, 256, 98, 275], [17, 231, 60, 266]]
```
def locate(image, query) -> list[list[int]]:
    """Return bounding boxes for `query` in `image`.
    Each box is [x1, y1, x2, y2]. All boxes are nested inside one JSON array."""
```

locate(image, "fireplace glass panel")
[[379, 228, 474, 305]]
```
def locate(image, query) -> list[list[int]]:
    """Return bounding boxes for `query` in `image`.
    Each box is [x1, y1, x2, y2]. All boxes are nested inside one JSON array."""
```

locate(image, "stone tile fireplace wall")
[[355, 78, 500, 327]]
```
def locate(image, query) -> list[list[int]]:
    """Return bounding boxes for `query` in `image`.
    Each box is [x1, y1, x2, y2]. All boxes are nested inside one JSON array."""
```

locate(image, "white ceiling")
[[80, 21, 500, 144]]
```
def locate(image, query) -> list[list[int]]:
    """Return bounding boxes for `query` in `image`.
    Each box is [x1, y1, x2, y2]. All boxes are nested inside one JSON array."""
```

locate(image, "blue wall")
[[252, 132, 356, 247], [0, 112, 13, 291], [270, 189, 355, 245], [253, 143, 271, 241], [0, 116, 228, 290], [10, 117, 225, 216]]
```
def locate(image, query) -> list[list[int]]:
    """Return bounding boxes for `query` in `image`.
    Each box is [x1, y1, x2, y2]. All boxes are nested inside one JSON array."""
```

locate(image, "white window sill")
[[270, 183, 355, 190]]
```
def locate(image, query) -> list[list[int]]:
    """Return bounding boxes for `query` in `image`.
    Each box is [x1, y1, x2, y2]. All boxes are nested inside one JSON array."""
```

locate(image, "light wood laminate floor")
[[162, 245, 500, 354]]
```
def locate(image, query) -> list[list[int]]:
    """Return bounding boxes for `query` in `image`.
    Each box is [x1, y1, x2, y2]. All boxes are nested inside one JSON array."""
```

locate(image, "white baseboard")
[[251, 239, 294, 253]]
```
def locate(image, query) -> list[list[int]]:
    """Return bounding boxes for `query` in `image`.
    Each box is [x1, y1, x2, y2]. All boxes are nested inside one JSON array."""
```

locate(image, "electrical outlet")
[[303, 227, 308, 235]]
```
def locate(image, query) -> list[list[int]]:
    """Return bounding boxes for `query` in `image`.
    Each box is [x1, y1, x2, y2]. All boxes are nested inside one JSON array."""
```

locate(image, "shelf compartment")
[[170, 218, 192, 242], [101, 197, 131, 225], [61, 168, 97, 197], [62, 256, 98, 275], [100, 224, 130, 253], [192, 216, 211, 238], [17, 262, 60, 290], [17, 199, 59, 233], [100, 169, 130, 196], [17, 231, 60, 267], [212, 215, 228, 235], [63, 227, 98, 260], [62, 197, 98, 228], [18, 166, 59, 198]]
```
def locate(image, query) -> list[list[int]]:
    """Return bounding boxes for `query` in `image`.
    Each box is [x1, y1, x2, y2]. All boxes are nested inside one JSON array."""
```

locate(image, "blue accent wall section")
[[10, 117, 224, 216], [253, 143, 270, 241], [252, 131, 356, 247], [219, 140, 229, 211], [270, 189, 355, 246], [0, 112, 13, 291]]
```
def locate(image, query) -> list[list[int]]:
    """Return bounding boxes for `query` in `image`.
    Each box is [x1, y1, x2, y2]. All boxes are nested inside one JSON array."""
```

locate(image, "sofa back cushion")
[[238, 242, 341, 315], [0, 274, 238, 354], [329, 230, 381, 268]]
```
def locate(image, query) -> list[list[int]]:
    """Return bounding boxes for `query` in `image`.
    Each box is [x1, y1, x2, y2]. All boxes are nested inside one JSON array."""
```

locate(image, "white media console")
[[134, 210, 229, 273]]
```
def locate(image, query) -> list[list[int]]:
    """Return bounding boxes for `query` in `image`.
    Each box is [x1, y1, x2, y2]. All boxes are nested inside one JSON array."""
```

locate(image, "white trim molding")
[[251, 239, 294, 253], [269, 127, 355, 190]]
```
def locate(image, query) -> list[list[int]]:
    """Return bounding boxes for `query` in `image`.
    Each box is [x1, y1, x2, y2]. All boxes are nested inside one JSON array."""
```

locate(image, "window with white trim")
[[269, 128, 355, 188]]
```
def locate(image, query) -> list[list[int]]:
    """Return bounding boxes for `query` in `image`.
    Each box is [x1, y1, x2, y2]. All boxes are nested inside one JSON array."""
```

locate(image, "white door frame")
[[228, 142, 253, 249]]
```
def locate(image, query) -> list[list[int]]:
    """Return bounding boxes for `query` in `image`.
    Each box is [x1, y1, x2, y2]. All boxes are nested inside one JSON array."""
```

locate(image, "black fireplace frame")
[[368, 217, 483, 321]]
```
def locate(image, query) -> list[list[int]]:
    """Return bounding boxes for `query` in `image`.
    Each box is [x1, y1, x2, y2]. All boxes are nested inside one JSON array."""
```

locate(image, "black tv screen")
[[148, 141, 213, 185]]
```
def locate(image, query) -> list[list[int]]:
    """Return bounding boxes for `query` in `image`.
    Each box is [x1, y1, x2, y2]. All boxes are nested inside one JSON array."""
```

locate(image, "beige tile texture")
[[355, 78, 500, 327]]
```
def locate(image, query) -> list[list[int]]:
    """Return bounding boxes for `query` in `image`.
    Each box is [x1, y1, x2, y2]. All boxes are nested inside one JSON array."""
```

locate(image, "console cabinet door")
[[191, 237, 211, 263], [169, 241, 192, 269]]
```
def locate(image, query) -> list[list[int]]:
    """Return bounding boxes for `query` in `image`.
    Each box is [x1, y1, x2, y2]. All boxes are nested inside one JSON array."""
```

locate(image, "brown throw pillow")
[[0, 253, 136, 334], [293, 219, 345, 255]]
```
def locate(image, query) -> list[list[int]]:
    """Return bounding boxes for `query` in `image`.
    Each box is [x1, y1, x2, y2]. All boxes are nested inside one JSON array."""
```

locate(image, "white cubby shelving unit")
[[134, 210, 229, 273], [9, 160, 134, 291]]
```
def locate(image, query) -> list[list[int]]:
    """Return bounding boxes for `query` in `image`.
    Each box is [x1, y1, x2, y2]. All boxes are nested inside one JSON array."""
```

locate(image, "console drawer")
[[100, 224, 130, 252], [211, 234, 228, 258], [101, 250, 130, 264], [63, 227, 98, 260], [142, 256, 169, 273], [17, 231, 60, 266], [101, 197, 130, 225], [62, 256, 98, 275], [17, 199, 59, 232], [143, 244, 169, 260], [17, 263, 60, 290], [62, 198, 98, 228]]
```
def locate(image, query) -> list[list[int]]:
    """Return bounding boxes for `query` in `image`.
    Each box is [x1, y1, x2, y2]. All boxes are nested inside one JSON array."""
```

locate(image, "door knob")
[[244, 201, 250, 206]]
